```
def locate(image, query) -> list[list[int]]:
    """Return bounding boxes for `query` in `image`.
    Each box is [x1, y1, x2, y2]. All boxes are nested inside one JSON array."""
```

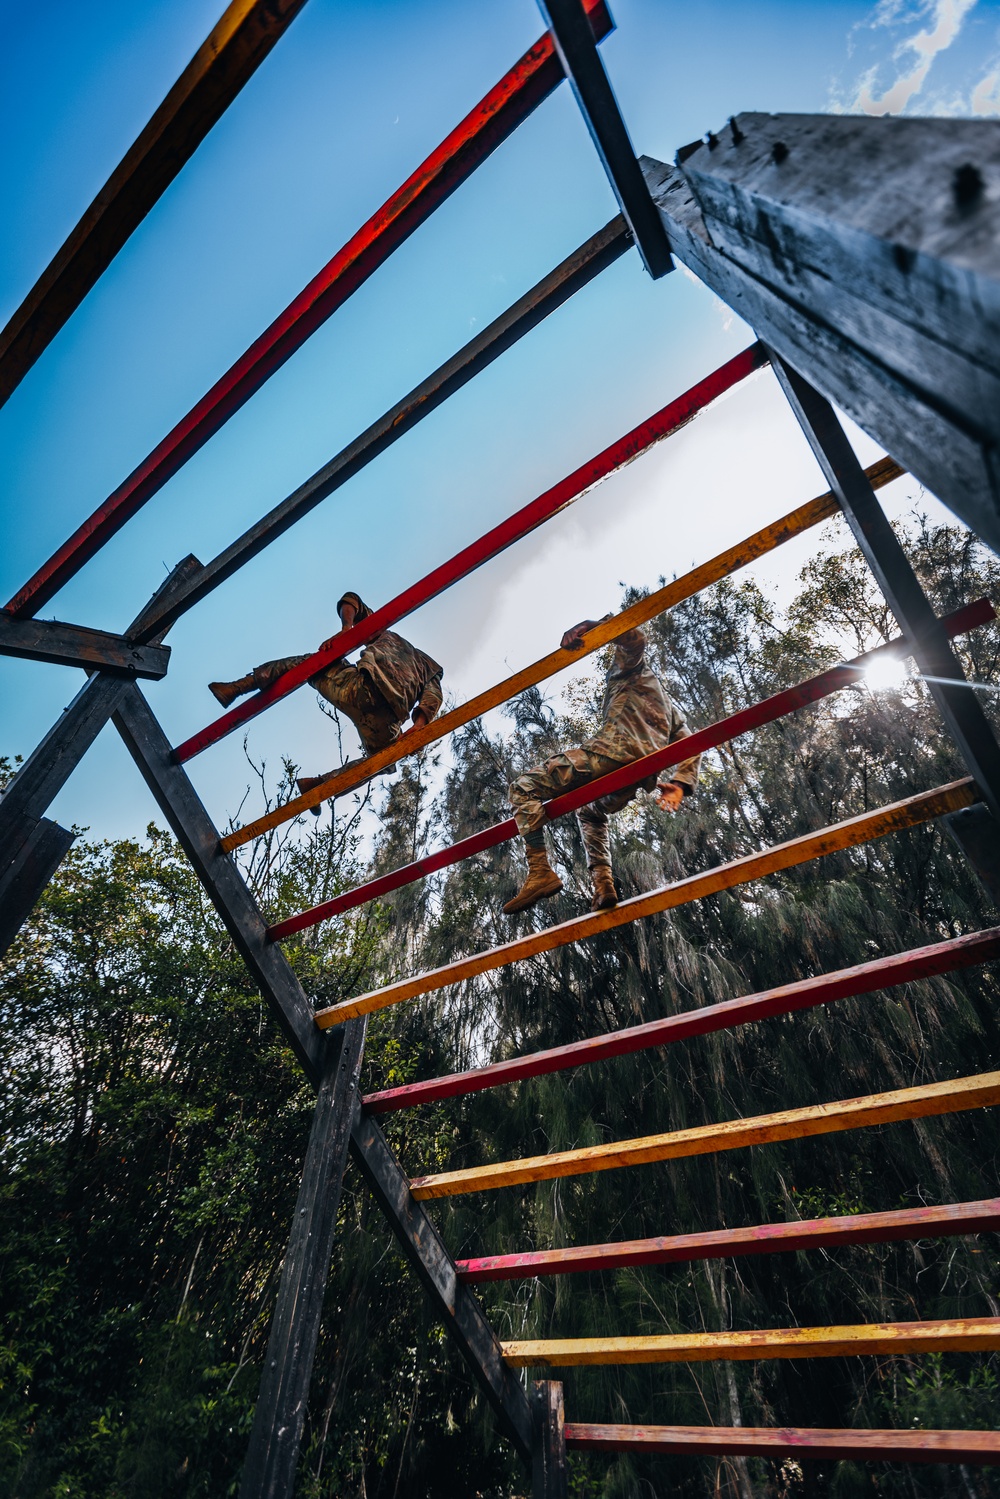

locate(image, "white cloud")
[[971, 66, 1000, 113], [847, 0, 979, 114]]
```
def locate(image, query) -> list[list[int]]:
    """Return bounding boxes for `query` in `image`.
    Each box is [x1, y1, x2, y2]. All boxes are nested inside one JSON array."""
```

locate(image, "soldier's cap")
[[337, 591, 373, 623]]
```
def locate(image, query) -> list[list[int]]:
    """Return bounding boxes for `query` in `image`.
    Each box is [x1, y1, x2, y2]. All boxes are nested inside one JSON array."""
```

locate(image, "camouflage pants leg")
[[251, 656, 399, 754], [509, 745, 625, 860]]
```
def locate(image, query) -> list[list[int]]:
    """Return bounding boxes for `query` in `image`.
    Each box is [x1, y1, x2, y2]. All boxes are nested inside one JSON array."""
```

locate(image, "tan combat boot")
[[591, 864, 618, 911], [503, 843, 563, 915], [208, 673, 255, 708]]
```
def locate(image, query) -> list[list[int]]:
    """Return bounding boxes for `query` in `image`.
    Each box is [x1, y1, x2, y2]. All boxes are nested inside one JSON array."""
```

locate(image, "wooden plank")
[[367, 926, 1000, 1115], [537, 0, 671, 278], [0, 613, 169, 677], [503, 1318, 1000, 1368], [128, 218, 630, 643], [0, 816, 75, 959], [410, 1070, 1000, 1200], [639, 153, 1000, 556], [532, 1381, 568, 1499], [239, 1019, 366, 1499], [563, 1424, 1000, 1464], [111, 683, 329, 1083], [175, 344, 768, 763], [456, 1196, 1000, 1282], [0, 0, 311, 411], [5, 1, 614, 620], [349, 1109, 534, 1461], [224, 458, 904, 851], [772, 359, 1000, 823], [314, 778, 976, 1028]]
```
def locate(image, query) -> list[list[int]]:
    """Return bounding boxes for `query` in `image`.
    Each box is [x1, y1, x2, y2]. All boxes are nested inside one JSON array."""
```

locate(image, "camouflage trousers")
[[509, 744, 654, 870], [252, 655, 400, 754]]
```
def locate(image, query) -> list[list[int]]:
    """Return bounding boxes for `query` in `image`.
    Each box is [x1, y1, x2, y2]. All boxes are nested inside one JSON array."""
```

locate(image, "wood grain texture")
[[410, 1071, 1000, 1199], [224, 460, 902, 849], [563, 1424, 1000, 1464], [503, 1318, 1000, 1367], [0, 614, 169, 677], [456, 1196, 1000, 1281], [315, 779, 976, 1028]]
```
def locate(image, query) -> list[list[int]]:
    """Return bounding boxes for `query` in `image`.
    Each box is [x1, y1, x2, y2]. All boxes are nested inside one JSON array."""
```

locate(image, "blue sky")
[[2, 0, 999, 844]]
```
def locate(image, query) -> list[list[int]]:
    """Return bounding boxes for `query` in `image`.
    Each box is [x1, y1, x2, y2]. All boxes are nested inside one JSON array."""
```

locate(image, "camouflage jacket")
[[588, 622, 700, 792], [358, 631, 443, 724]]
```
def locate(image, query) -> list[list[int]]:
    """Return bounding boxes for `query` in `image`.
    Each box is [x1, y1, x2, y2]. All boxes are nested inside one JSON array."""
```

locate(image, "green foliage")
[[2, 517, 999, 1496]]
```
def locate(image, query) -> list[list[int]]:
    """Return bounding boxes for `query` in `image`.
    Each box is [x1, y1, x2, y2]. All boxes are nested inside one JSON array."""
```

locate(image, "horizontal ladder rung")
[[410, 1070, 1000, 1198], [503, 1317, 1000, 1367], [455, 1196, 1000, 1280], [563, 1423, 1000, 1464], [365, 927, 1000, 1113]]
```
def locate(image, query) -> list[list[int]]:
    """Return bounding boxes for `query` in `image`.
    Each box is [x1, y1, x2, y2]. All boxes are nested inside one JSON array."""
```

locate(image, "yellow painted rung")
[[409, 1070, 1000, 1198], [503, 1317, 1000, 1367]]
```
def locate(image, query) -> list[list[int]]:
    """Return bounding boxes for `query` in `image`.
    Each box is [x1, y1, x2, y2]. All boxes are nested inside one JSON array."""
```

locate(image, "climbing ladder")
[[2, 2, 1000, 1495]]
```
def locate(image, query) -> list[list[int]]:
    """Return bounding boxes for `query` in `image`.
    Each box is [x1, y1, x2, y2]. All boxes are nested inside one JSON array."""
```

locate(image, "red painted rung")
[[4, 1, 614, 621], [455, 1194, 1000, 1281], [269, 597, 994, 941], [370, 925, 1000, 1115], [174, 343, 768, 761], [562, 1423, 1000, 1464]]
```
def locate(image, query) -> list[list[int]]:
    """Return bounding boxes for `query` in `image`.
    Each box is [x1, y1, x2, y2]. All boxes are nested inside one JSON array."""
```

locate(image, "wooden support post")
[[110, 682, 328, 1082], [0, 815, 75, 957], [535, 0, 671, 278], [239, 1018, 367, 1499], [944, 803, 1000, 906], [532, 1381, 568, 1499], [770, 359, 1000, 824], [349, 1109, 534, 1461]]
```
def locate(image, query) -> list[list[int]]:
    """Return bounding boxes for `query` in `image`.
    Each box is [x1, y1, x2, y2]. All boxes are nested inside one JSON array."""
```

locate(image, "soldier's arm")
[[654, 705, 700, 800], [412, 672, 443, 728]]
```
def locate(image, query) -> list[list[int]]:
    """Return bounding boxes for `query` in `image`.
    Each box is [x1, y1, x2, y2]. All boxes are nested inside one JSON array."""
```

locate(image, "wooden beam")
[[456, 1196, 1000, 1282], [410, 1070, 1000, 1200], [5, 1, 614, 620], [130, 218, 630, 643], [563, 1424, 1000, 1465], [0, 613, 169, 677], [532, 1382, 568, 1499], [771, 358, 1000, 825], [503, 1318, 1000, 1367], [174, 343, 768, 763], [0, 0, 312, 412], [349, 1109, 534, 1461], [111, 683, 329, 1082], [239, 1020, 366, 1499], [224, 456, 903, 851], [640, 119, 1000, 554], [366, 926, 1000, 1115], [0, 816, 75, 959], [315, 778, 976, 1028], [535, 0, 671, 278]]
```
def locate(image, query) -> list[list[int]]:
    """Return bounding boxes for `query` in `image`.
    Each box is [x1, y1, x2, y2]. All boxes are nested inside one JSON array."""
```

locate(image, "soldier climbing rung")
[[279, 609, 987, 941], [314, 778, 977, 1024], [502, 1318, 1000, 1367], [223, 455, 903, 849], [455, 1196, 1000, 1281], [365, 927, 1000, 1113], [562, 1424, 1000, 1464], [408, 1070, 1000, 1198], [174, 344, 768, 762]]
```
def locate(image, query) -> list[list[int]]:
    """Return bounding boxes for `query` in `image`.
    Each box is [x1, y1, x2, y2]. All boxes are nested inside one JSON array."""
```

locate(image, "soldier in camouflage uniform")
[[208, 592, 443, 792], [504, 616, 700, 915]]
